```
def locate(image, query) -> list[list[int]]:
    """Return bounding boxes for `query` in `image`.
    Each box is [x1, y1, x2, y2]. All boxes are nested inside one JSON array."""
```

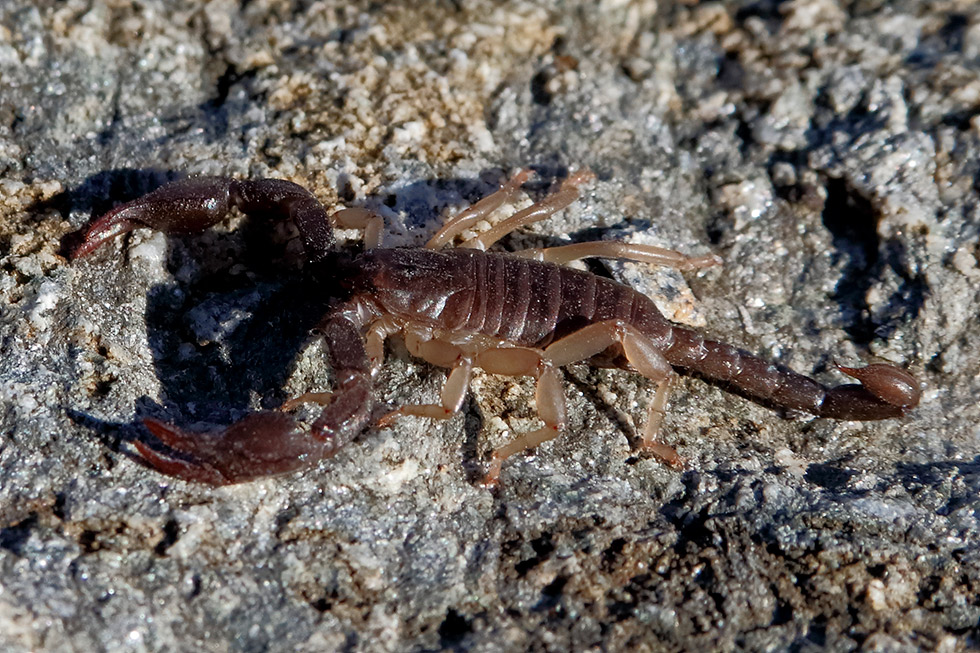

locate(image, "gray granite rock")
[[1, 1, 977, 651]]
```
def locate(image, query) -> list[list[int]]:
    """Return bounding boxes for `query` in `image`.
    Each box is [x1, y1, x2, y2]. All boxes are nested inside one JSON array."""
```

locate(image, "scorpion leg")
[[483, 363, 566, 485], [372, 326, 569, 483], [332, 207, 385, 249], [515, 241, 722, 270], [365, 316, 403, 375], [459, 170, 596, 250], [378, 359, 474, 426], [376, 327, 474, 425], [540, 319, 682, 467], [439, 169, 720, 272], [475, 319, 680, 483], [426, 169, 535, 249]]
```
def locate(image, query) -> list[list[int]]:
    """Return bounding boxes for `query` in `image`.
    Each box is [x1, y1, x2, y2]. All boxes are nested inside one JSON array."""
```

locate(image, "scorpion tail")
[[663, 327, 919, 420]]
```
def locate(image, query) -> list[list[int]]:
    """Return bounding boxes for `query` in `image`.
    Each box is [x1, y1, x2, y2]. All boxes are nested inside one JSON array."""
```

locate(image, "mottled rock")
[[1, 1, 977, 651]]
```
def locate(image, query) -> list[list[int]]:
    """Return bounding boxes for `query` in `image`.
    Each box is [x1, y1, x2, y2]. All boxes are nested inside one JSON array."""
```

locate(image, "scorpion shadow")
[[56, 165, 591, 475]]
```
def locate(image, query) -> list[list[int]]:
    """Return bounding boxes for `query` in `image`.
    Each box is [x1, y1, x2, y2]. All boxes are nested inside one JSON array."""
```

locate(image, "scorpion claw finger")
[[132, 439, 228, 485], [143, 417, 199, 449], [70, 213, 141, 259]]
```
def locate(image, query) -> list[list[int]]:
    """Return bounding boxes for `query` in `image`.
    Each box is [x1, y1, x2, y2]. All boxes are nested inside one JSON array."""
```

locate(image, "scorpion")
[[70, 169, 920, 485]]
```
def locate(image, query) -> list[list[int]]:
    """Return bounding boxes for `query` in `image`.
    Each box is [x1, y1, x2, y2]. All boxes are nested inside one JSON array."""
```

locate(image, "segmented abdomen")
[[369, 248, 675, 348]]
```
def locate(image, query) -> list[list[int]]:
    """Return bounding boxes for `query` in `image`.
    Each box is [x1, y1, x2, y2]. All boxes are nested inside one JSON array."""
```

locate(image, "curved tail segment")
[[663, 327, 920, 420]]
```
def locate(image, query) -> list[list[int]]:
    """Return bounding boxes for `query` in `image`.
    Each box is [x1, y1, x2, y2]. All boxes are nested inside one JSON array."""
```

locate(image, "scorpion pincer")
[[70, 170, 920, 485]]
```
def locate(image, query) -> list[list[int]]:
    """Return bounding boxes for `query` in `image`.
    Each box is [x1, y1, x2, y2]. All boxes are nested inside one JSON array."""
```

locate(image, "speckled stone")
[[1, 1, 978, 651]]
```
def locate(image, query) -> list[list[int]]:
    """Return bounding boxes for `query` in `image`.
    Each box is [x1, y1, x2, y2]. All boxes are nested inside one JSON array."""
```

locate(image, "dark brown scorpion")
[[71, 169, 920, 485]]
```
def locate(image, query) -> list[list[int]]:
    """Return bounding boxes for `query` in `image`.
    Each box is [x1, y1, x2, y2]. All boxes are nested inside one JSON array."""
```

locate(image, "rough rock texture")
[[1, 1, 978, 651]]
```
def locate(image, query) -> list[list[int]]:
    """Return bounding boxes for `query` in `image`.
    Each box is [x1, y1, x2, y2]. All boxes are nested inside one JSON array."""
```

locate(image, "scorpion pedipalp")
[[136, 413, 329, 485], [70, 177, 335, 261]]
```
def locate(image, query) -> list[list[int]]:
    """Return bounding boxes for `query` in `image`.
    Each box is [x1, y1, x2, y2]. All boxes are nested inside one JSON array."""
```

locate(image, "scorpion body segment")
[[359, 247, 914, 419], [71, 171, 919, 485]]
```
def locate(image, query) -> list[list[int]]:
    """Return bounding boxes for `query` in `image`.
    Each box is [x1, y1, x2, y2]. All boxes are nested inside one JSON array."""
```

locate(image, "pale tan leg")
[[459, 170, 595, 250], [381, 336, 556, 440], [404, 327, 464, 368], [365, 317, 403, 375], [640, 377, 683, 467], [332, 207, 385, 249], [281, 391, 334, 411], [485, 364, 566, 484], [515, 241, 722, 270], [481, 319, 680, 483], [540, 319, 682, 467], [425, 169, 535, 249], [377, 358, 473, 427]]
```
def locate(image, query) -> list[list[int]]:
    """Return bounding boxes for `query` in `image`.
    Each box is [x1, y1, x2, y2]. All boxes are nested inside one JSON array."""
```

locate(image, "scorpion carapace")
[[71, 170, 920, 485]]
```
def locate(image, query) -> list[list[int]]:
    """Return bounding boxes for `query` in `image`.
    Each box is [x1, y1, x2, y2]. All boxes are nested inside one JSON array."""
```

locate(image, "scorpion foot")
[[638, 440, 687, 469], [480, 456, 504, 488]]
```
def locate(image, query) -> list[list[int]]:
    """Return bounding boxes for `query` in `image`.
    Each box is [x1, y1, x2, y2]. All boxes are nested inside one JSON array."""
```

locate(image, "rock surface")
[[1, 1, 977, 650]]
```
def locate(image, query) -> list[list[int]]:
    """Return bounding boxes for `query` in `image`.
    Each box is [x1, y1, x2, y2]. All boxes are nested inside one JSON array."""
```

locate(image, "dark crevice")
[[205, 63, 242, 112], [804, 463, 858, 491], [52, 493, 67, 521], [530, 68, 553, 106], [188, 574, 202, 599], [772, 598, 794, 626], [310, 597, 332, 612], [734, 114, 756, 154], [79, 529, 99, 553], [821, 176, 926, 343], [940, 109, 980, 131], [602, 537, 627, 570], [438, 608, 472, 648], [533, 576, 568, 613], [515, 533, 555, 576], [923, 12, 968, 56], [734, 0, 789, 24], [672, 506, 717, 554], [821, 177, 879, 344], [0, 514, 37, 556], [705, 210, 729, 246], [716, 53, 745, 91], [154, 518, 181, 556], [93, 378, 115, 398]]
